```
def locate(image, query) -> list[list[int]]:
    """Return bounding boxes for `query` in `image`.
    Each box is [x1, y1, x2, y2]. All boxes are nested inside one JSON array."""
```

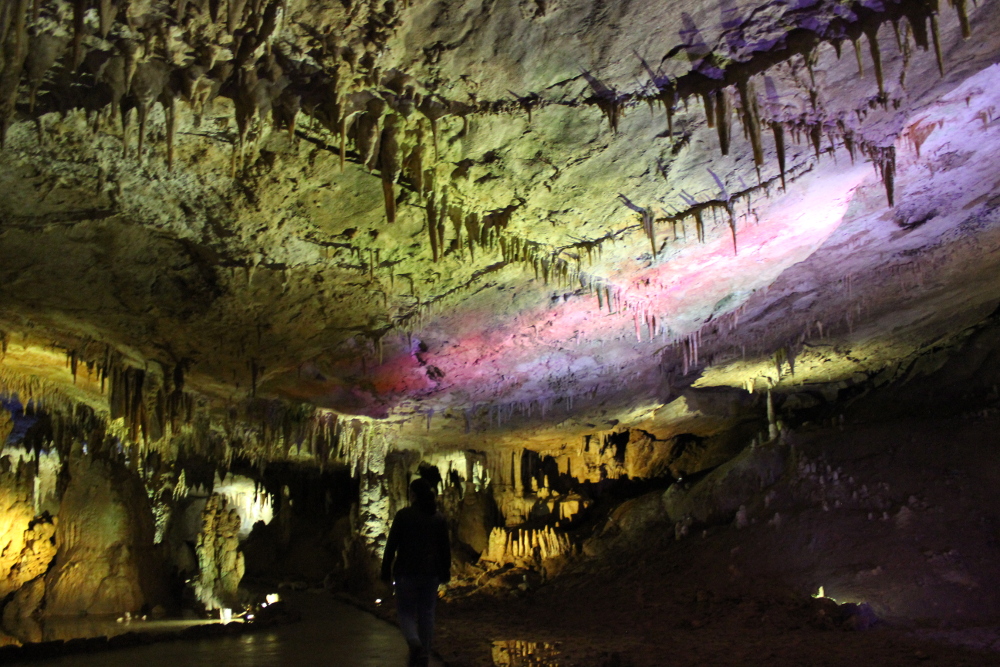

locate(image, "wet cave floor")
[[430, 411, 1000, 667], [436, 584, 1000, 667], [8, 592, 441, 667]]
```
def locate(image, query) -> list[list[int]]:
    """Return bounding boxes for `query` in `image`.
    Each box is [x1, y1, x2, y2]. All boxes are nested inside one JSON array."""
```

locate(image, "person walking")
[[381, 478, 451, 667]]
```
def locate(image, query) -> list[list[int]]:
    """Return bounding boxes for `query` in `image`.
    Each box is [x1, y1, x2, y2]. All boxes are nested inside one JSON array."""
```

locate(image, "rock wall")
[[42, 456, 164, 616], [0, 464, 56, 601], [194, 494, 245, 611]]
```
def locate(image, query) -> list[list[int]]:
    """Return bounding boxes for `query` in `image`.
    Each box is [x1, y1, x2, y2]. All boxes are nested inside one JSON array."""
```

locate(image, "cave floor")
[[8, 592, 438, 667], [432, 410, 1000, 667]]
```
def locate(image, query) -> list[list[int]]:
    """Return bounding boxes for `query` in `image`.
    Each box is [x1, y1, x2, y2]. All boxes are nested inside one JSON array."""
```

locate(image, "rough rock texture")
[[42, 457, 162, 616], [663, 439, 786, 525], [0, 0, 994, 450], [194, 494, 245, 610], [1, 576, 46, 643], [0, 467, 56, 601], [2, 0, 1000, 656]]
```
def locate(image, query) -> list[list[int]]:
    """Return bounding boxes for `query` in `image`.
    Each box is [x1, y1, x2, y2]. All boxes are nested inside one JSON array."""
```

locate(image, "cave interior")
[[2, 0, 1000, 664]]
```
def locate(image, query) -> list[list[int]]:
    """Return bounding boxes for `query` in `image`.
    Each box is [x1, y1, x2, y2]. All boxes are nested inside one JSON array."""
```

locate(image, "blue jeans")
[[395, 575, 439, 654]]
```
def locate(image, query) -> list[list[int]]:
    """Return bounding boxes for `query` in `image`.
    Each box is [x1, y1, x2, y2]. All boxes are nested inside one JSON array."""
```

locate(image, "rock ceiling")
[[0, 0, 999, 460]]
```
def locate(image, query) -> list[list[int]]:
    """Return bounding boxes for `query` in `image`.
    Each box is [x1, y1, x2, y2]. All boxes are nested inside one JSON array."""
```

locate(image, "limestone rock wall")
[[42, 456, 164, 617], [0, 465, 56, 601], [194, 494, 245, 610]]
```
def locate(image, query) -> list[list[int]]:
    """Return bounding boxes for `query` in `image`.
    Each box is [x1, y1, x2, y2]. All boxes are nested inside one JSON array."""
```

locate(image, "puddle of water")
[[491, 640, 562, 666]]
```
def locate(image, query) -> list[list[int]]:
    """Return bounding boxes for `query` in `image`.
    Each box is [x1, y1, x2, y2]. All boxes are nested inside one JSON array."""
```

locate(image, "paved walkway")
[[11, 591, 445, 667]]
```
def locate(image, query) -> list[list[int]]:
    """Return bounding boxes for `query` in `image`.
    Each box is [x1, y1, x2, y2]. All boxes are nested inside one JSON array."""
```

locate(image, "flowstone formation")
[[194, 494, 245, 610], [1, 0, 1000, 651]]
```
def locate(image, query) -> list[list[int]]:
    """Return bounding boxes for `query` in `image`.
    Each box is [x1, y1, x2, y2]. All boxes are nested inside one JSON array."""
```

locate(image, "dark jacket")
[[381, 506, 451, 583]]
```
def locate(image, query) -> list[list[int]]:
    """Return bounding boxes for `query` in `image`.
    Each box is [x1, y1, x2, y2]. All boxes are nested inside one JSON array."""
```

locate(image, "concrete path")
[[11, 591, 445, 667]]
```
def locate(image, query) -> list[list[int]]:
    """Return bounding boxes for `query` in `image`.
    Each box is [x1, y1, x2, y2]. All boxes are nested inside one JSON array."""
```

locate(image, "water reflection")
[[492, 639, 562, 666]]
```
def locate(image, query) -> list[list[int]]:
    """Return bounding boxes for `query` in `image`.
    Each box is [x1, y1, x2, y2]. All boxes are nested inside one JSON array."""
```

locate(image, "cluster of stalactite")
[[1, 0, 951, 282], [2, 342, 399, 478], [480, 525, 572, 568], [362, 0, 974, 300], [604, 0, 973, 234]]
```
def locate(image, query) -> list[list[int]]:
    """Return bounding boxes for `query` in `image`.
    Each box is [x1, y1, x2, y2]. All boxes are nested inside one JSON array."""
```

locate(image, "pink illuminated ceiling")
[[275, 59, 1000, 429]]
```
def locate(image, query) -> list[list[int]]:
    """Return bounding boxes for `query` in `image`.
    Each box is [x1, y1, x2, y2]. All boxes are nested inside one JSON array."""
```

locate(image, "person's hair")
[[409, 478, 436, 514]]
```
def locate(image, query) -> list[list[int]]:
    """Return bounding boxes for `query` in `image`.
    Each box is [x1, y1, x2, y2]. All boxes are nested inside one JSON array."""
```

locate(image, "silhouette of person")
[[381, 478, 451, 667]]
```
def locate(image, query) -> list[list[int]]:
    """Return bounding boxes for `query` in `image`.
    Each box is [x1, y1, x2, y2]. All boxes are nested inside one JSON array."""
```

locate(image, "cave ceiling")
[[0, 0, 999, 458]]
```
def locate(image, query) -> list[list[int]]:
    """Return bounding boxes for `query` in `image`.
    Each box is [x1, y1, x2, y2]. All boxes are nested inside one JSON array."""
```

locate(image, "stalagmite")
[[767, 389, 779, 440]]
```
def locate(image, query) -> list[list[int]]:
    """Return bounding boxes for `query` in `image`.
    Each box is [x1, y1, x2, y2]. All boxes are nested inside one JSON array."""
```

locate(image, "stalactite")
[[26, 33, 66, 113], [865, 143, 896, 207], [419, 96, 449, 160], [880, 148, 895, 208], [772, 122, 786, 190], [726, 201, 738, 255], [379, 114, 401, 223], [658, 86, 675, 138], [0, 0, 29, 148], [953, 0, 971, 39], [228, 0, 250, 33], [853, 38, 864, 77], [97, 0, 116, 38], [355, 98, 385, 171], [701, 91, 716, 129], [427, 192, 439, 262], [865, 26, 885, 97], [437, 192, 448, 256], [736, 78, 764, 175], [809, 123, 822, 159], [641, 208, 657, 257], [694, 209, 705, 243], [931, 14, 945, 76], [132, 60, 171, 161], [71, 0, 86, 70], [165, 94, 177, 171], [714, 88, 731, 156], [841, 124, 856, 163], [404, 131, 426, 197]]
